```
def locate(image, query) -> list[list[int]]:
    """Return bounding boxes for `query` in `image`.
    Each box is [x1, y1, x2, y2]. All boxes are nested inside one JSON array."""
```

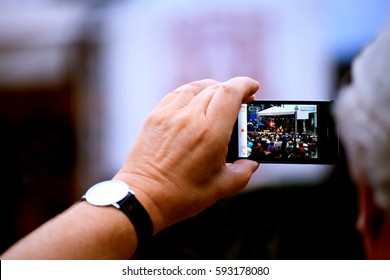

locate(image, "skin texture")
[[1, 77, 260, 259], [114, 77, 260, 234]]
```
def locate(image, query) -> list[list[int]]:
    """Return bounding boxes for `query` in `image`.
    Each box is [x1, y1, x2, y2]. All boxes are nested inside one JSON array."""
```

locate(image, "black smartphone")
[[226, 100, 338, 164]]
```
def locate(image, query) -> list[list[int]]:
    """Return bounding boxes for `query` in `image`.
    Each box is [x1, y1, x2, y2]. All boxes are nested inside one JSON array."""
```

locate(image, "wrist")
[[112, 173, 168, 234], [82, 180, 154, 249]]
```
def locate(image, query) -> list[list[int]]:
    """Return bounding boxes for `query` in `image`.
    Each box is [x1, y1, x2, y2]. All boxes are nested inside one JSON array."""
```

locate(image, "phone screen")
[[227, 100, 338, 164]]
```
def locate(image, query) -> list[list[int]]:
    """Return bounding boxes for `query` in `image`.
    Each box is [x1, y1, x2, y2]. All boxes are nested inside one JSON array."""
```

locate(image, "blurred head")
[[335, 22, 390, 259]]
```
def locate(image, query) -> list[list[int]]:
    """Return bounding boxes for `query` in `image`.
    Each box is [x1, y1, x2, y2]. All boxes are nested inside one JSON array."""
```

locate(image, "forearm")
[[1, 202, 137, 260]]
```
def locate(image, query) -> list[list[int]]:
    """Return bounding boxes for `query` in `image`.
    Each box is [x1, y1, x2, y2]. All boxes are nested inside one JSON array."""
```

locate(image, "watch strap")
[[117, 192, 153, 250]]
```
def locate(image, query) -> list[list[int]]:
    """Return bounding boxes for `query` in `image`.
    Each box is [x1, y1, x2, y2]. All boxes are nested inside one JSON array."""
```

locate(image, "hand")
[[114, 77, 260, 233]]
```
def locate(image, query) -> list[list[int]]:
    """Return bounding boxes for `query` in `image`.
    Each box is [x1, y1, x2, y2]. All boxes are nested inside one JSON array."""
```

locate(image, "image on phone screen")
[[227, 100, 338, 164]]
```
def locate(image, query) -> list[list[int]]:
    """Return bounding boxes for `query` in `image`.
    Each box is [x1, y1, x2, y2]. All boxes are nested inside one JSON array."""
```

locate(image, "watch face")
[[85, 180, 133, 206]]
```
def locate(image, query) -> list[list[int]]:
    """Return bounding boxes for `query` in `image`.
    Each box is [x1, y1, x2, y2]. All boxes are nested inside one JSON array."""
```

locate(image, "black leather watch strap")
[[117, 193, 153, 250]]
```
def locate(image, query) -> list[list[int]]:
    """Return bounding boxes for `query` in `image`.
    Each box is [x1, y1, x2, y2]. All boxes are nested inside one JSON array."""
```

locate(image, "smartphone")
[[226, 100, 338, 164]]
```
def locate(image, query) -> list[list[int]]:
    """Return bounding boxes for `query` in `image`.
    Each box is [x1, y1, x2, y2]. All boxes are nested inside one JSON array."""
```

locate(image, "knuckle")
[[219, 83, 233, 95]]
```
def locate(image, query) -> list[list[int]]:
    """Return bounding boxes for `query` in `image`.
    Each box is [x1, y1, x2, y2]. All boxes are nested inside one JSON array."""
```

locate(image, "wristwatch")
[[81, 180, 153, 249]]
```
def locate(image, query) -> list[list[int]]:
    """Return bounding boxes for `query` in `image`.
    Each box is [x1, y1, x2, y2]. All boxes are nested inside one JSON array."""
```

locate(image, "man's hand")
[[114, 77, 260, 233]]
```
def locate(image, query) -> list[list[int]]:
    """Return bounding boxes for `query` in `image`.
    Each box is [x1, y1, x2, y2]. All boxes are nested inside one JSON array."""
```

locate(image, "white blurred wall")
[[97, 0, 390, 188], [2, 0, 388, 189]]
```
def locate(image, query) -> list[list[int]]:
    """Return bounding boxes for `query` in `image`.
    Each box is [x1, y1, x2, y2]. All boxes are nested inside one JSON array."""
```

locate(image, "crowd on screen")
[[246, 120, 317, 161]]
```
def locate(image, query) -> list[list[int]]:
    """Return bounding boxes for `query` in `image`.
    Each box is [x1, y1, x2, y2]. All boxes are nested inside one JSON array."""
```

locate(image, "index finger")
[[158, 79, 219, 108], [206, 76, 260, 127]]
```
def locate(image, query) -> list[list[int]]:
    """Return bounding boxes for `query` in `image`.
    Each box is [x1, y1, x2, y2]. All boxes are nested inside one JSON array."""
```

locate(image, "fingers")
[[190, 76, 259, 107], [208, 77, 260, 120], [158, 79, 219, 109], [242, 91, 257, 104], [188, 77, 259, 139], [156, 77, 259, 140], [159, 77, 259, 114]]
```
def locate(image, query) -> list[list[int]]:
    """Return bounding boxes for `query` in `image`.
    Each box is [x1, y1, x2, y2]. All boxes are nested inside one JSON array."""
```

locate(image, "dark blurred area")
[[0, 82, 77, 251], [0, 2, 101, 253], [136, 141, 364, 260]]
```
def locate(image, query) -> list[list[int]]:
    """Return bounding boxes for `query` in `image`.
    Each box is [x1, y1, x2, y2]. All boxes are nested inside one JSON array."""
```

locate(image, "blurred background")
[[1, 0, 389, 259]]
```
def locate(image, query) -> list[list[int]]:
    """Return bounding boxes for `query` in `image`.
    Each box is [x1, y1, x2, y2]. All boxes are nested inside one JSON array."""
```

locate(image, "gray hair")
[[334, 23, 390, 213]]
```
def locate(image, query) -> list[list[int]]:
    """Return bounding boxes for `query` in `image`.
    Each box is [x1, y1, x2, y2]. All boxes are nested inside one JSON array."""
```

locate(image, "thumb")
[[225, 159, 260, 192]]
